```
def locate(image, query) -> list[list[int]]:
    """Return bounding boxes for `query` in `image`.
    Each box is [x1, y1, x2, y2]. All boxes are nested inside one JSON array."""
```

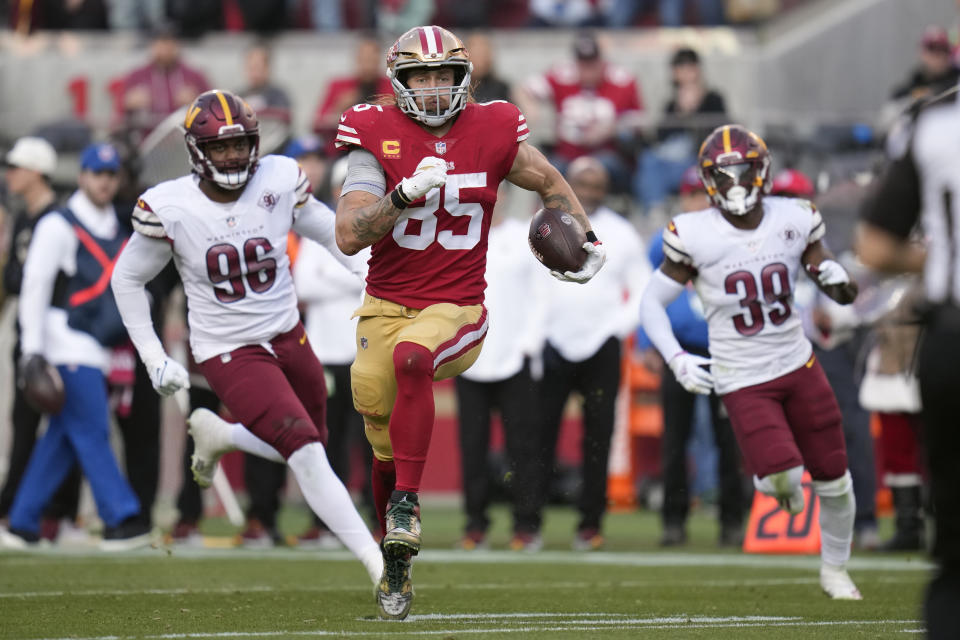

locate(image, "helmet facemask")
[[390, 60, 472, 127], [702, 159, 769, 216], [697, 124, 772, 217], [385, 26, 473, 127], [186, 127, 260, 190]]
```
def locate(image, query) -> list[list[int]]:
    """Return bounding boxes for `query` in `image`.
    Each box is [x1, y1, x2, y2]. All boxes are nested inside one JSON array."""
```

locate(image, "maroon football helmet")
[[697, 124, 771, 216], [183, 90, 260, 190]]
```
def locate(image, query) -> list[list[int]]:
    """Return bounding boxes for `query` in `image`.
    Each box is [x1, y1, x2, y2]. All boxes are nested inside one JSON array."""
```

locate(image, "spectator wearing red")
[[771, 168, 816, 199], [119, 25, 210, 138], [312, 33, 393, 136], [519, 31, 643, 193]]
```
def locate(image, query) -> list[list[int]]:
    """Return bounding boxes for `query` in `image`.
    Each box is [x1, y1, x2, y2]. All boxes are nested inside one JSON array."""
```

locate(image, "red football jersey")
[[336, 101, 530, 308]]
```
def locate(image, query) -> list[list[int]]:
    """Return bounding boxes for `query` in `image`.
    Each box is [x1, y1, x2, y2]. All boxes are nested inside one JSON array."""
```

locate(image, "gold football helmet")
[[386, 25, 472, 127]]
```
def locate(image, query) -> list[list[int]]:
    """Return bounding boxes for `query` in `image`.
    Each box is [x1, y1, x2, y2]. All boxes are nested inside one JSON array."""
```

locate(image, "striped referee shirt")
[[861, 87, 960, 306]]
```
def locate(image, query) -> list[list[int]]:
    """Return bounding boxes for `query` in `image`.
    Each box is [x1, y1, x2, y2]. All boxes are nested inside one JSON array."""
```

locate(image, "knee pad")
[[350, 362, 396, 420], [813, 469, 853, 498], [364, 416, 393, 461], [270, 415, 322, 460], [754, 465, 804, 498], [393, 341, 434, 380]]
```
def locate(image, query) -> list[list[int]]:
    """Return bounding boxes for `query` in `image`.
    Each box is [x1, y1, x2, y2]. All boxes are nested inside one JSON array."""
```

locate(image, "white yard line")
[[0, 574, 930, 600], [31, 617, 924, 640], [0, 548, 934, 571]]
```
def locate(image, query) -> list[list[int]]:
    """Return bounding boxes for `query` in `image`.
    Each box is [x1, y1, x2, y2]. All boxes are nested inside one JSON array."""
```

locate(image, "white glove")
[[145, 355, 190, 396], [551, 241, 607, 284], [808, 259, 849, 286], [398, 156, 447, 202], [667, 351, 714, 395]]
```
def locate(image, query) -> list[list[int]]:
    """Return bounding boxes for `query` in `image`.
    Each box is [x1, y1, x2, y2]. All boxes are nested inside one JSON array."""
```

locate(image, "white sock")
[[229, 424, 284, 463], [287, 443, 382, 583], [814, 470, 856, 567]]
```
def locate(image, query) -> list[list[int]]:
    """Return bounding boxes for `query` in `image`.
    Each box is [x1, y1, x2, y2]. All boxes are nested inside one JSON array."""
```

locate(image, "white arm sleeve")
[[340, 148, 386, 198], [639, 269, 687, 362], [18, 215, 73, 356], [293, 196, 369, 280], [110, 232, 174, 364]]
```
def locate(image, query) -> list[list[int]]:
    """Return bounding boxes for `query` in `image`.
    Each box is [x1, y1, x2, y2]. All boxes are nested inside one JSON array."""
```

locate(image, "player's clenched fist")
[[145, 354, 191, 396], [668, 351, 714, 395], [397, 156, 447, 203]]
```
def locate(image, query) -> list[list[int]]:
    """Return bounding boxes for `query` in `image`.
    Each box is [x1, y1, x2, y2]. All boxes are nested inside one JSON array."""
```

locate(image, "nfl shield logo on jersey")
[[226, 216, 238, 228], [360, 337, 368, 350], [435, 141, 447, 155], [259, 190, 279, 212]]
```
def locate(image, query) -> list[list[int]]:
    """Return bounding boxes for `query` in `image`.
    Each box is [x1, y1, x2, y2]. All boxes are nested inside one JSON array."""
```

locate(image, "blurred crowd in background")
[[0, 1, 955, 554], [3, 0, 814, 34]]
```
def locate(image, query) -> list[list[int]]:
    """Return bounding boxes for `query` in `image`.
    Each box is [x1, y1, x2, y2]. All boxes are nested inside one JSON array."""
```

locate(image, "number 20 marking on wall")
[[393, 173, 487, 250]]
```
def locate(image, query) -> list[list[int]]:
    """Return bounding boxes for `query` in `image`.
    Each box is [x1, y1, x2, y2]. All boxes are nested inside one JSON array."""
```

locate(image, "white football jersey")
[[132, 155, 311, 362], [662, 196, 826, 394]]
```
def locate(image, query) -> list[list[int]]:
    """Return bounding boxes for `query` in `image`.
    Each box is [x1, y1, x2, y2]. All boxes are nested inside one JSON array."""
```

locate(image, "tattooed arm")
[[335, 190, 405, 255], [505, 141, 593, 233], [335, 150, 447, 255], [335, 149, 396, 255]]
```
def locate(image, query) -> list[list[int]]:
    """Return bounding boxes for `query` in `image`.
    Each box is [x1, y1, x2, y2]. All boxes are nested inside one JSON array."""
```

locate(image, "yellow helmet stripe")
[[722, 126, 731, 154], [214, 90, 234, 126], [184, 104, 201, 129]]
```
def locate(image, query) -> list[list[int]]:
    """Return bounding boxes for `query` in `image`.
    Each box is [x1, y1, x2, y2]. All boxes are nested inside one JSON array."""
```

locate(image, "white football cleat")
[[0, 527, 35, 550], [820, 563, 863, 600], [187, 408, 235, 488]]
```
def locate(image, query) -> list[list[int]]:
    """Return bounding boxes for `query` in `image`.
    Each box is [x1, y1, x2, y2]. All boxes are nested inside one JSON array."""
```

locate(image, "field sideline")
[[0, 505, 932, 639]]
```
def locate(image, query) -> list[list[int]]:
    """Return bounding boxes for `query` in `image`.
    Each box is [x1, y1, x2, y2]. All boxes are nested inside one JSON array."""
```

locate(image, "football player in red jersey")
[[334, 26, 606, 619]]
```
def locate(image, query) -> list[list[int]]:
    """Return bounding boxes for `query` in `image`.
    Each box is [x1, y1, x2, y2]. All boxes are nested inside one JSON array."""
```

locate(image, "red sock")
[[371, 457, 396, 538], [390, 342, 435, 494]]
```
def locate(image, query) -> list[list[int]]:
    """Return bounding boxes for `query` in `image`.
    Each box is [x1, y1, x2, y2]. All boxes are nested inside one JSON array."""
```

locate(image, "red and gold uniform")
[[336, 100, 530, 465]]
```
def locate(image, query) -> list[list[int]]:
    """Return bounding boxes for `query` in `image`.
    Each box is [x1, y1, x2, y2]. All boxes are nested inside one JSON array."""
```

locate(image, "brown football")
[[20, 356, 65, 415], [528, 208, 588, 273]]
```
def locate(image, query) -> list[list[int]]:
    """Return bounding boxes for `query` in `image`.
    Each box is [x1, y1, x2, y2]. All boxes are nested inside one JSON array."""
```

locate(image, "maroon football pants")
[[721, 355, 848, 481], [198, 322, 327, 459]]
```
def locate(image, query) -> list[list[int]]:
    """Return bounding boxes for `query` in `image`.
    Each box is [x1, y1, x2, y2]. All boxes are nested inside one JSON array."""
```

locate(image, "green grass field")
[[0, 503, 931, 639]]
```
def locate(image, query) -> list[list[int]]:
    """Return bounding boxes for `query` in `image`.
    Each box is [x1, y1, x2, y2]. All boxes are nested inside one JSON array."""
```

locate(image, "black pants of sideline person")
[[0, 350, 80, 524], [536, 337, 621, 534], [660, 360, 744, 536], [115, 358, 161, 527], [916, 308, 960, 640], [815, 340, 877, 534], [455, 362, 541, 535]]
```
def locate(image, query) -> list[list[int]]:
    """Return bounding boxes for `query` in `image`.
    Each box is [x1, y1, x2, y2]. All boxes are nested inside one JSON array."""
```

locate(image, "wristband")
[[585, 230, 599, 243], [390, 189, 409, 210]]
